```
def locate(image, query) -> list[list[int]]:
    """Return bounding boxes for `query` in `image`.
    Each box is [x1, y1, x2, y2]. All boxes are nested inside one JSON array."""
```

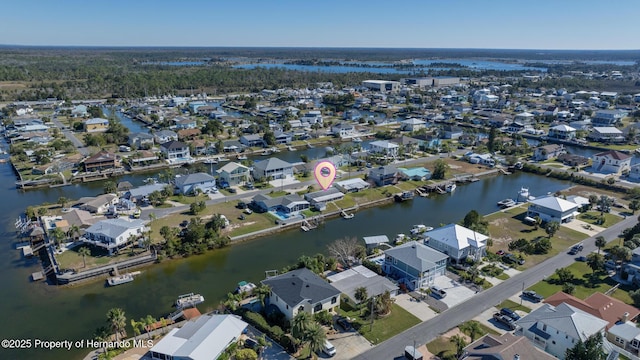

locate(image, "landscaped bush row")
[[240, 310, 295, 353]]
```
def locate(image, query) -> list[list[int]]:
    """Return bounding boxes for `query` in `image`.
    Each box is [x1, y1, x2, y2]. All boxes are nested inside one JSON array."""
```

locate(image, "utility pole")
[[520, 281, 525, 306], [370, 296, 375, 331]]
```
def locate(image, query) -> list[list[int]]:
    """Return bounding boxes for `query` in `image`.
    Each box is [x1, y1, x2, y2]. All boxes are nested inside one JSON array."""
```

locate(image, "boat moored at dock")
[[175, 293, 205, 309]]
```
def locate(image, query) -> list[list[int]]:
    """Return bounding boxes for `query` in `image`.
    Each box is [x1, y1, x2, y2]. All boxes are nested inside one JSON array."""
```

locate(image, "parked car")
[[179, 220, 189, 227], [500, 307, 520, 321], [569, 243, 584, 255], [522, 290, 544, 302], [576, 256, 587, 262], [503, 253, 524, 265], [493, 312, 516, 330], [336, 317, 353, 331], [236, 201, 247, 209], [430, 285, 447, 299], [322, 340, 336, 357], [496, 250, 505, 256], [228, 188, 237, 193]]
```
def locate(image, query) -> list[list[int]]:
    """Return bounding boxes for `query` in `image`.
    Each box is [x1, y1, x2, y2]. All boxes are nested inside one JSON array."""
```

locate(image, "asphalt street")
[[354, 215, 638, 360]]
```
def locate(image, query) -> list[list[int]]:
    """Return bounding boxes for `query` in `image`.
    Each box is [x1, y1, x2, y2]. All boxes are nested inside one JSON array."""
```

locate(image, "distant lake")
[[141, 61, 207, 66], [234, 58, 548, 73]]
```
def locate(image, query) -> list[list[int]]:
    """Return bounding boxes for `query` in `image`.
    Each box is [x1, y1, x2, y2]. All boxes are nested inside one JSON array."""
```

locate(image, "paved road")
[[51, 116, 90, 156], [354, 215, 638, 360]]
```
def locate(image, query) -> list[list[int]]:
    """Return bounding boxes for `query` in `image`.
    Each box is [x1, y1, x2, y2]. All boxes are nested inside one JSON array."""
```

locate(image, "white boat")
[[445, 183, 456, 193], [175, 293, 205, 309], [410, 224, 433, 235], [497, 198, 516, 208], [204, 158, 218, 164], [341, 210, 354, 219], [107, 274, 134, 286], [352, 137, 363, 143], [235, 281, 257, 294], [395, 233, 407, 243], [287, 145, 295, 151], [270, 147, 281, 153], [236, 155, 248, 160], [516, 187, 535, 202], [261, 150, 272, 156]]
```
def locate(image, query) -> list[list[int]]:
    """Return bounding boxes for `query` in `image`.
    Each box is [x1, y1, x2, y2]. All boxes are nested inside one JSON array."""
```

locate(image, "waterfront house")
[[84, 118, 109, 132], [331, 123, 355, 138], [252, 157, 294, 181], [174, 173, 216, 195], [273, 131, 292, 144], [60, 209, 99, 233], [83, 151, 117, 172], [161, 140, 191, 162], [544, 291, 640, 330], [462, 333, 556, 360], [154, 130, 178, 144], [557, 153, 590, 167], [548, 124, 577, 140], [527, 195, 580, 223], [368, 165, 399, 187], [251, 193, 309, 215], [383, 240, 448, 291], [398, 167, 431, 181], [240, 134, 266, 148], [78, 193, 119, 214], [515, 303, 608, 359], [82, 218, 148, 254], [70, 105, 87, 117], [400, 118, 426, 132], [589, 127, 625, 143], [217, 162, 250, 186], [177, 128, 201, 141], [368, 140, 399, 159], [334, 178, 370, 193], [423, 224, 488, 264], [128, 150, 160, 167], [191, 139, 207, 156], [261, 268, 341, 321], [327, 265, 398, 305], [533, 144, 566, 161], [514, 112, 536, 125], [149, 314, 248, 360], [125, 183, 170, 203], [304, 188, 344, 210], [174, 117, 197, 130], [300, 110, 323, 125], [592, 150, 631, 174], [127, 132, 154, 149], [363, 235, 390, 253]]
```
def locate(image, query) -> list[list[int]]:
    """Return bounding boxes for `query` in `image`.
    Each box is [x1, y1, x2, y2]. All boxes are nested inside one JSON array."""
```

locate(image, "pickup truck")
[[493, 312, 516, 330], [569, 243, 584, 255]]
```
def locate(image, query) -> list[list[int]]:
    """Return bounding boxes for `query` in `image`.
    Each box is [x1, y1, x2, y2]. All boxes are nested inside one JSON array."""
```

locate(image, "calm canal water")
[[0, 156, 569, 360]]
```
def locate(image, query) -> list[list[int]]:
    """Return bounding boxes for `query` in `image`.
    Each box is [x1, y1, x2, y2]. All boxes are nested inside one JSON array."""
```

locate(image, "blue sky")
[[2, 0, 638, 49]]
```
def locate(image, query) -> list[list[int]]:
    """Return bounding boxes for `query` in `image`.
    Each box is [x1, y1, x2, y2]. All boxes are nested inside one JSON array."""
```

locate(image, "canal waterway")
[[0, 151, 570, 360]]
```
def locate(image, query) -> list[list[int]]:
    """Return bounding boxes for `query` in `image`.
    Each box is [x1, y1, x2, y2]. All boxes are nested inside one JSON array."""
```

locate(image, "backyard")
[[338, 302, 421, 344]]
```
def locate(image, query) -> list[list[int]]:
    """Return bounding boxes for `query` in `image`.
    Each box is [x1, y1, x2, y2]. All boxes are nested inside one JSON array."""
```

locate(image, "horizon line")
[[1, 44, 640, 52]]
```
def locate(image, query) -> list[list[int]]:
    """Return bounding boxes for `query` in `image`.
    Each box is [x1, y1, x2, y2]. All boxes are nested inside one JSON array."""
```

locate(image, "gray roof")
[[128, 132, 154, 140], [253, 157, 293, 172], [384, 241, 448, 272], [261, 268, 341, 308], [608, 322, 640, 341], [85, 218, 146, 239], [327, 265, 398, 304], [304, 187, 344, 201], [155, 130, 178, 138], [363, 235, 390, 245], [253, 193, 308, 209], [161, 140, 188, 150], [515, 303, 608, 342], [370, 165, 398, 177], [127, 183, 169, 198], [175, 173, 216, 187]]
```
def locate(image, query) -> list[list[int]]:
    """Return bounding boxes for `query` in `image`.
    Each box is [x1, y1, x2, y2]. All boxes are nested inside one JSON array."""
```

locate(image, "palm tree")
[[373, 290, 393, 317], [50, 227, 66, 249], [450, 334, 468, 359], [67, 224, 81, 241], [291, 311, 312, 342], [354, 286, 368, 314], [254, 284, 271, 307], [106, 308, 127, 341], [595, 236, 606, 255], [305, 322, 327, 359], [459, 321, 483, 341], [57, 196, 69, 209], [545, 221, 560, 238], [78, 246, 91, 268], [130, 319, 142, 340]]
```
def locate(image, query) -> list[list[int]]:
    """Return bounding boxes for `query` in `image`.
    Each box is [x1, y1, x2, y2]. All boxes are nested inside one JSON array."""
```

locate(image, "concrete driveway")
[[562, 218, 605, 237], [394, 293, 437, 321], [326, 331, 372, 360], [433, 275, 476, 308]]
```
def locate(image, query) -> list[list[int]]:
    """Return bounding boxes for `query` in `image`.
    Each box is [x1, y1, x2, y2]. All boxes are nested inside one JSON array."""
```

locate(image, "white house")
[[369, 140, 399, 159], [261, 268, 341, 321], [422, 224, 488, 263], [533, 144, 565, 161], [252, 157, 294, 180], [515, 303, 608, 359], [400, 118, 426, 132], [331, 123, 355, 138], [82, 218, 148, 254], [217, 162, 250, 186], [78, 194, 119, 214], [149, 314, 248, 360], [327, 265, 398, 305], [628, 164, 640, 181], [161, 140, 191, 162], [589, 127, 625, 143], [383, 241, 448, 291], [174, 173, 217, 195], [548, 124, 576, 140], [154, 130, 178, 144], [592, 150, 632, 174], [527, 195, 580, 223]]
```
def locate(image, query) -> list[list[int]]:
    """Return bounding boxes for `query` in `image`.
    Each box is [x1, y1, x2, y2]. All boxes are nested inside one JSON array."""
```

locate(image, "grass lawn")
[[578, 211, 623, 228], [267, 190, 289, 197], [496, 273, 510, 280], [426, 321, 498, 360], [497, 299, 531, 313], [334, 196, 357, 209], [486, 208, 588, 269], [168, 194, 208, 205], [338, 303, 420, 344], [528, 262, 634, 305], [56, 244, 150, 270]]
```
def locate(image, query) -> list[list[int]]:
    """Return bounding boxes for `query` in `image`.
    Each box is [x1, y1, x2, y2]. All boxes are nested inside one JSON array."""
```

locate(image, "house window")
[[331, 297, 337, 304], [286, 305, 288, 309], [615, 336, 624, 345], [542, 324, 547, 332], [552, 341, 556, 345], [314, 304, 322, 312]]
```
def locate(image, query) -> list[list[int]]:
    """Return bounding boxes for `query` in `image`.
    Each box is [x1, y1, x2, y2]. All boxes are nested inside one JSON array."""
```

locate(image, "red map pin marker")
[[314, 161, 337, 190]]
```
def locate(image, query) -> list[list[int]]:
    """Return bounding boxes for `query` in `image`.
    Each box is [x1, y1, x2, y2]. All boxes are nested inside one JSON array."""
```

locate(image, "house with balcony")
[[261, 268, 341, 321], [239, 134, 266, 148], [588, 127, 625, 143], [548, 124, 577, 141], [368, 165, 399, 187], [252, 157, 294, 180], [82, 218, 149, 255], [174, 117, 197, 130], [382, 241, 448, 291], [331, 123, 355, 138], [84, 118, 109, 133], [515, 303, 608, 359], [592, 150, 631, 174], [300, 110, 323, 125], [422, 224, 488, 264], [83, 151, 117, 172], [368, 140, 399, 159], [174, 173, 216, 195], [154, 130, 178, 144], [160, 141, 191, 162], [533, 144, 566, 161], [527, 195, 580, 223], [217, 162, 250, 186], [400, 118, 426, 132], [592, 109, 627, 127]]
